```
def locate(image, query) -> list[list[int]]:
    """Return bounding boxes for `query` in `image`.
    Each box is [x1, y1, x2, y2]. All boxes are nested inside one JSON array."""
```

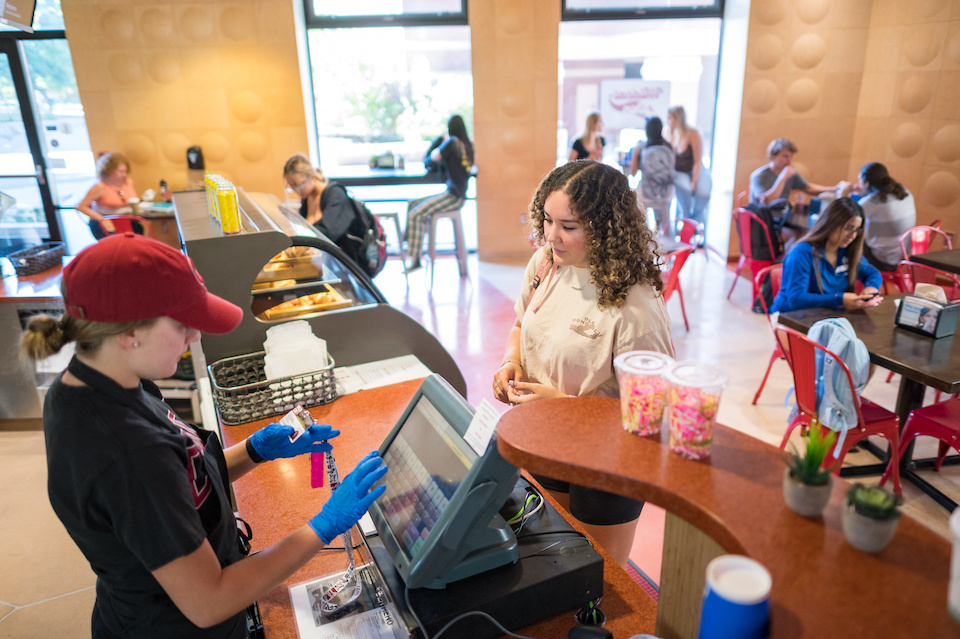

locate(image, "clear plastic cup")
[[665, 361, 728, 459], [614, 351, 675, 437], [949, 508, 960, 622]]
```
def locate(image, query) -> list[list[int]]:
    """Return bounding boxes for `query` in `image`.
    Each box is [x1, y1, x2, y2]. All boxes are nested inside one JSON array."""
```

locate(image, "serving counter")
[[496, 398, 960, 639], [220, 380, 658, 638]]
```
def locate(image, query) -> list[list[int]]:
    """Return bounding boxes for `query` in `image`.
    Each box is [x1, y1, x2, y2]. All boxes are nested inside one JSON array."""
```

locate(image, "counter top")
[[220, 381, 656, 639], [496, 397, 960, 638], [0, 260, 63, 304]]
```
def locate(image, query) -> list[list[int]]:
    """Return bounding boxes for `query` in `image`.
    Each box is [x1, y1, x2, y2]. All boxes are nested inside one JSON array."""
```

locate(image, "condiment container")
[[614, 351, 674, 437], [665, 361, 728, 459]]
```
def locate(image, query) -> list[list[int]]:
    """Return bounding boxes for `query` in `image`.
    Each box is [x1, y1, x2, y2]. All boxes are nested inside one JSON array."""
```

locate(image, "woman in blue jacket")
[[770, 197, 883, 313]]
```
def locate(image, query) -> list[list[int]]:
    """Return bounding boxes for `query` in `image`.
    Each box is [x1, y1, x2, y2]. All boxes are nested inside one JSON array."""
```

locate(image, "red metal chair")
[[895, 260, 960, 300], [775, 326, 902, 494], [727, 208, 776, 302], [674, 217, 703, 248], [880, 398, 960, 489], [751, 264, 784, 404], [662, 246, 694, 331], [899, 225, 952, 261], [101, 214, 155, 238]]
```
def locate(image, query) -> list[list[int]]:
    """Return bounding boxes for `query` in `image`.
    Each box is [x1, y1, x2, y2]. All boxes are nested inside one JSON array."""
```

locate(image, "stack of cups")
[[263, 320, 328, 380], [665, 361, 728, 459], [614, 351, 675, 437], [697, 555, 771, 639]]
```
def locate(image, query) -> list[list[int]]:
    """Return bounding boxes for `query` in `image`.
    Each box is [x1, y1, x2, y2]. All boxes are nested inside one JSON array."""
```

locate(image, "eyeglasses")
[[285, 176, 311, 194], [842, 224, 862, 235]]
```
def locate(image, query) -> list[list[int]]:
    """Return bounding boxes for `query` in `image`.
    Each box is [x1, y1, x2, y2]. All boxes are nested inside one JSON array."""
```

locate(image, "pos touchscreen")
[[368, 374, 520, 590]]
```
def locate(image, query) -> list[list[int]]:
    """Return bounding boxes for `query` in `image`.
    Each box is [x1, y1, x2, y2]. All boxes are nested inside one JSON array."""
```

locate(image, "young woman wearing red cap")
[[21, 233, 387, 638]]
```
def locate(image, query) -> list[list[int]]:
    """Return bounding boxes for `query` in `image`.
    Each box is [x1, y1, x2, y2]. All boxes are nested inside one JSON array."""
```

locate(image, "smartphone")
[[863, 292, 880, 301]]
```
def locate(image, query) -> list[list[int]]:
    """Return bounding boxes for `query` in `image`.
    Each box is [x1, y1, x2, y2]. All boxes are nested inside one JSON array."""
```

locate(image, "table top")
[[911, 248, 960, 275], [219, 381, 656, 639], [496, 397, 960, 638], [777, 294, 960, 394], [326, 163, 446, 187], [0, 260, 64, 304]]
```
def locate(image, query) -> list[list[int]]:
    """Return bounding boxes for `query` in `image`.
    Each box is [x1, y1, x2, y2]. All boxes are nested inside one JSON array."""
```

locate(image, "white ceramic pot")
[[842, 503, 900, 553], [782, 468, 832, 517]]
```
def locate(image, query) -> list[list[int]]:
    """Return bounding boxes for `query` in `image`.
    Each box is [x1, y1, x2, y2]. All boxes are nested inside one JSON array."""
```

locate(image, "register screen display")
[[379, 396, 474, 561]]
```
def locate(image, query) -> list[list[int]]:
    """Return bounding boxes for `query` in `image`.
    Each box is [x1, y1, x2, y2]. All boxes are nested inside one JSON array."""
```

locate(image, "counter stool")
[[374, 212, 406, 260], [425, 206, 468, 285]]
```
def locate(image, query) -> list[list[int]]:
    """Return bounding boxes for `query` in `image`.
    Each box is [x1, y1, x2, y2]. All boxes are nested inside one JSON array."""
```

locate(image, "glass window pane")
[[0, 177, 48, 255], [307, 25, 472, 172], [32, 0, 65, 31], [0, 53, 35, 175], [312, 0, 464, 18], [565, 0, 716, 10], [22, 39, 96, 208]]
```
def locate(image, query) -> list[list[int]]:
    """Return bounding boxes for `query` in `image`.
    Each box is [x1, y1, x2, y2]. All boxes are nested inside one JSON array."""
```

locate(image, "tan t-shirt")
[[515, 248, 674, 398]]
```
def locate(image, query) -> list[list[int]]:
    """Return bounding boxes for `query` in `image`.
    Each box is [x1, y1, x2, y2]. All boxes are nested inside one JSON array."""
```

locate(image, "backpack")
[[328, 184, 387, 278], [743, 202, 786, 262]]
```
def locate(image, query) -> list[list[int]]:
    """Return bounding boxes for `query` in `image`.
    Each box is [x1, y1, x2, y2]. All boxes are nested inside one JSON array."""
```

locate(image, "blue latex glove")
[[247, 423, 339, 462], [309, 451, 388, 544]]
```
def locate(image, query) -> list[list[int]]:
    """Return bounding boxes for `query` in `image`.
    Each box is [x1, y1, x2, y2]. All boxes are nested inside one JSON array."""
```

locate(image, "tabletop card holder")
[[894, 294, 959, 338]]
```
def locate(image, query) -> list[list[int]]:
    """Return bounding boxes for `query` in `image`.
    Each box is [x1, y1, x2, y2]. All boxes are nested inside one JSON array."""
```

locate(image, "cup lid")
[[665, 360, 729, 389], [706, 554, 771, 605], [614, 350, 675, 375]]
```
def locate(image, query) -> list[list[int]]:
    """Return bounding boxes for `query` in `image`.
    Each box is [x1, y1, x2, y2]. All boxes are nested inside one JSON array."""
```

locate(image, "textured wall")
[[469, 0, 560, 259], [61, 0, 308, 198], [735, 0, 960, 241]]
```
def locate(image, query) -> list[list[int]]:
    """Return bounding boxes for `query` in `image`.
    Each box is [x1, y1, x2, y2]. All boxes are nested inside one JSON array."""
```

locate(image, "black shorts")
[[531, 473, 644, 526]]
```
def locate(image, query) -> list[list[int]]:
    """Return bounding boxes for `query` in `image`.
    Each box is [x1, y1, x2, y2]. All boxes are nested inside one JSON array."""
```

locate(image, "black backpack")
[[743, 202, 786, 262], [327, 184, 387, 278]]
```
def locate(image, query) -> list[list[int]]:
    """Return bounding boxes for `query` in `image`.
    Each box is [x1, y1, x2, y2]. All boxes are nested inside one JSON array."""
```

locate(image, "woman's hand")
[[507, 381, 567, 404], [101, 218, 116, 233], [493, 361, 523, 404], [843, 292, 882, 309]]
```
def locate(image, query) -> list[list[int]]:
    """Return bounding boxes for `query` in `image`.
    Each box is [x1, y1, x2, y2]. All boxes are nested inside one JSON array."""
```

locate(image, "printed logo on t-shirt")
[[167, 409, 212, 508], [569, 317, 602, 339]]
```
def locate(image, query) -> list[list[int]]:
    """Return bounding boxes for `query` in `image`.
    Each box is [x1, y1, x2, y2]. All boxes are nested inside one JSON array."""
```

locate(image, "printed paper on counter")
[[464, 398, 503, 456]]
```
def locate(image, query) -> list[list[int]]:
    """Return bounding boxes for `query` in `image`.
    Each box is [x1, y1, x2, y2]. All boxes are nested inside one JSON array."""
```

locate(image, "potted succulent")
[[783, 419, 839, 517], [842, 483, 903, 553]]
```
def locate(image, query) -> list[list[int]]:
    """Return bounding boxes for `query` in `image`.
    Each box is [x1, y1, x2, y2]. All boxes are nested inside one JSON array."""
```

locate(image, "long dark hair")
[[860, 162, 908, 203], [800, 197, 866, 289], [447, 115, 474, 165], [644, 117, 668, 148], [528, 161, 663, 308]]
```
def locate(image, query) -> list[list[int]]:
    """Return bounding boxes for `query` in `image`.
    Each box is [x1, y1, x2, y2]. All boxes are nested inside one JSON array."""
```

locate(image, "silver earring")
[[132, 341, 140, 348]]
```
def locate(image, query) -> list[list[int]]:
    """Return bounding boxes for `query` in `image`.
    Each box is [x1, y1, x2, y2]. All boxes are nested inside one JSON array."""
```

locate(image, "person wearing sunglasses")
[[770, 197, 883, 314], [282, 153, 355, 246], [21, 233, 387, 638]]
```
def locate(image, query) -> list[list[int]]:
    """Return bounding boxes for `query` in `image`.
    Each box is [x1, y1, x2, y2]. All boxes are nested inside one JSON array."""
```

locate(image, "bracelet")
[[501, 359, 522, 369], [246, 438, 266, 464]]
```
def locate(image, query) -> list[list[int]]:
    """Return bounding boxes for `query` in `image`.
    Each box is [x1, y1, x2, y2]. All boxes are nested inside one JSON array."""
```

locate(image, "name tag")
[[836, 263, 848, 274]]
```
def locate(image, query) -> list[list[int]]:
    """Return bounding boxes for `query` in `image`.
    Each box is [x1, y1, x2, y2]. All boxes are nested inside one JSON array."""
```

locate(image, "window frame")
[[303, 0, 469, 29], [561, 0, 723, 22]]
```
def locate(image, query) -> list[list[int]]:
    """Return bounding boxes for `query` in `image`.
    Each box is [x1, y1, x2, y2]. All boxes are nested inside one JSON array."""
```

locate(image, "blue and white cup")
[[697, 555, 771, 639]]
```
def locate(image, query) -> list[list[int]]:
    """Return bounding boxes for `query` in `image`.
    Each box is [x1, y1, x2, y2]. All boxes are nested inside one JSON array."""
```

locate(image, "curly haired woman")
[[491, 160, 674, 567]]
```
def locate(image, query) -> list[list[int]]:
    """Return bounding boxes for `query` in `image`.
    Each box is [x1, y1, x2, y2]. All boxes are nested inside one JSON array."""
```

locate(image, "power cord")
[[405, 585, 539, 639]]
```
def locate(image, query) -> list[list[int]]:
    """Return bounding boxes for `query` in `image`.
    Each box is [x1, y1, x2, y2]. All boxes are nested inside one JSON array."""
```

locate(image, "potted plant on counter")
[[842, 483, 903, 553], [783, 419, 838, 517]]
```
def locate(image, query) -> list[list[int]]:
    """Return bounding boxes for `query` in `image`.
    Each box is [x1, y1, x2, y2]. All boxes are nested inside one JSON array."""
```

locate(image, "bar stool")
[[425, 206, 468, 285], [374, 212, 405, 260]]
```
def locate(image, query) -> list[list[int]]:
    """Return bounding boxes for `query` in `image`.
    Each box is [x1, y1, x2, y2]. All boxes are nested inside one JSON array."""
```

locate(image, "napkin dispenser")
[[894, 294, 959, 338]]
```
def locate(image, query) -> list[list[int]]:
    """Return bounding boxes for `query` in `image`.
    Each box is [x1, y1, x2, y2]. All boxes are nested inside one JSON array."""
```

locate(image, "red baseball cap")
[[63, 233, 242, 335]]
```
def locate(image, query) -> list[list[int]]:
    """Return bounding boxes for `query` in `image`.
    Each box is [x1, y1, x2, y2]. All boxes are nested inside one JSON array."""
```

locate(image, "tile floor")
[[2, 249, 958, 637]]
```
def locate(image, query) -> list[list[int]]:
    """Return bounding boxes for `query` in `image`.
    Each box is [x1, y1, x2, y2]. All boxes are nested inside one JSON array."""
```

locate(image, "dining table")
[[910, 248, 960, 276], [777, 294, 960, 509]]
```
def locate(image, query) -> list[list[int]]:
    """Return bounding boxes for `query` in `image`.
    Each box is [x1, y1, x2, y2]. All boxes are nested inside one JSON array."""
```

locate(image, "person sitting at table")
[[629, 116, 675, 233], [20, 232, 387, 639], [749, 138, 841, 206], [76, 152, 139, 240], [569, 111, 605, 162], [667, 105, 711, 227], [770, 197, 883, 314], [403, 114, 474, 274], [850, 162, 916, 272], [491, 160, 674, 568], [282, 153, 354, 246]]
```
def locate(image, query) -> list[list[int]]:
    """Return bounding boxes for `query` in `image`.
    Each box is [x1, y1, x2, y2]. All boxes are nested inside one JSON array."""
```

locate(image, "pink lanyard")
[[530, 260, 559, 313]]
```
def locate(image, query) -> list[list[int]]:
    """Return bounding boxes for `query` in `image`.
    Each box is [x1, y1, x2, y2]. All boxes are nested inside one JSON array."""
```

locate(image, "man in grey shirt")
[[749, 138, 840, 205]]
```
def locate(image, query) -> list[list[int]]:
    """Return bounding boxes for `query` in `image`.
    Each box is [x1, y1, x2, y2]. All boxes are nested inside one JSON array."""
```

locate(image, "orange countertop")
[[496, 397, 960, 638], [219, 381, 657, 639], [0, 260, 64, 304]]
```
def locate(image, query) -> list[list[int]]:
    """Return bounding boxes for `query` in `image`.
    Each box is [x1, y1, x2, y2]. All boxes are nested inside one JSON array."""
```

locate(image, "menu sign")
[[1, 0, 37, 33], [600, 79, 670, 130]]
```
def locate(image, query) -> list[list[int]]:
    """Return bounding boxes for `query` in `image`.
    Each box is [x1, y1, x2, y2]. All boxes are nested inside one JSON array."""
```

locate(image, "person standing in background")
[[76, 152, 139, 240], [667, 106, 711, 227], [569, 112, 605, 162], [629, 116, 675, 233], [850, 162, 915, 272]]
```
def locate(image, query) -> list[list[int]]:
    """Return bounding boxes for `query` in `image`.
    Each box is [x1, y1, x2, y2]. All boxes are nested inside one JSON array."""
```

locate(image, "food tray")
[[8, 242, 65, 276], [208, 351, 337, 425], [261, 284, 352, 320], [254, 254, 323, 283]]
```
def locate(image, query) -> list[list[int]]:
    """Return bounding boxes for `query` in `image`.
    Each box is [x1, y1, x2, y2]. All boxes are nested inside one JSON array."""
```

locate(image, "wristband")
[[246, 438, 266, 464], [501, 359, 522, 368]]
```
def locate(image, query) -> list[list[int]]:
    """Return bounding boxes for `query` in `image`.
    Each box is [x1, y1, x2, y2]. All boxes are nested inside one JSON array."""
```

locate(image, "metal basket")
[[8, 241, 65, 276], [208, 351, 337, 425]]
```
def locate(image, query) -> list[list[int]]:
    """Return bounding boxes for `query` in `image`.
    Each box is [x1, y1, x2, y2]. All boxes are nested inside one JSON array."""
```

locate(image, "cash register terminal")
[[363, 375, 604, 638]]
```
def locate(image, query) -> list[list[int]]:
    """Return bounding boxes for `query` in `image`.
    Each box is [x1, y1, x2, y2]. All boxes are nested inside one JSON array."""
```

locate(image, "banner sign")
[[600, 79, 671, 130]]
